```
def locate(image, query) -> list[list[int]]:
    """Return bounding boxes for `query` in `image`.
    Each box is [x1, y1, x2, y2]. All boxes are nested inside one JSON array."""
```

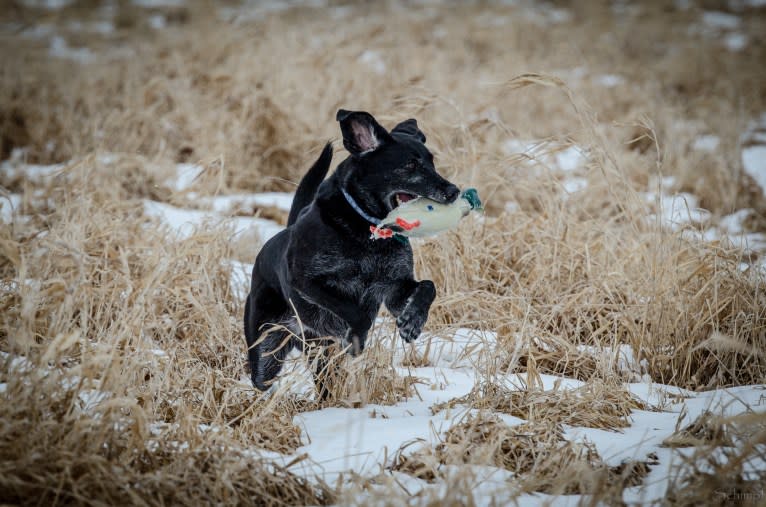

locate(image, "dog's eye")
[[404, 160, 417, 170]]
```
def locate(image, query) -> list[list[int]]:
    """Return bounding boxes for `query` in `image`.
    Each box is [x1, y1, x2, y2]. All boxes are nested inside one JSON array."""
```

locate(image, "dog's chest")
[[360, 252, 408, 287], [316, 246, 410, 298]]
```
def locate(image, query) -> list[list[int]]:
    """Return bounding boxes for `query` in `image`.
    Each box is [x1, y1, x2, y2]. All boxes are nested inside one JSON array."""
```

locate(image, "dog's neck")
[[315, 176, 405, 243], [337, 184, 408, 244], [340, 186, 381, 226]]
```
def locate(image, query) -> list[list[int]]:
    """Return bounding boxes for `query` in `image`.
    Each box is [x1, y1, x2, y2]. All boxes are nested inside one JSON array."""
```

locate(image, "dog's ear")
[[336, 109, 392, 156], [391, 119, 426, 143]]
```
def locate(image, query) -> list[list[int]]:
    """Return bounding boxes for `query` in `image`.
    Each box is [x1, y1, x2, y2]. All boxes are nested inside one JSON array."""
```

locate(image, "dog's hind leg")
[[245, 283, 293, 391], [251, 326, 294, 391]]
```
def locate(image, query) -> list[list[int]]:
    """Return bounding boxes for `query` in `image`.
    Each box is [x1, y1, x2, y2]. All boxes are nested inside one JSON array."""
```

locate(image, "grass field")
[[1, 1, 766, 505]]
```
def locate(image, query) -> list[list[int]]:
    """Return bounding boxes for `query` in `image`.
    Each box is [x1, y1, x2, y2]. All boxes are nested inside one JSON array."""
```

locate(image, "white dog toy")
[[370, 188, 483, 240]]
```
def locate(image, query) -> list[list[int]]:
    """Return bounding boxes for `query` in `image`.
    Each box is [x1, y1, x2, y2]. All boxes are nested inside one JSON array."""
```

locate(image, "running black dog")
[[244, 110, 459, 395]]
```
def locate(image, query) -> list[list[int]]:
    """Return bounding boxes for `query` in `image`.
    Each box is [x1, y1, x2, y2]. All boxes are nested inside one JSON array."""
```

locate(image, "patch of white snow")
[[702, 11, 741, 30], [692, 134, 720, 152], [50, 36, 95, 64], [358, 50, 386, 75]]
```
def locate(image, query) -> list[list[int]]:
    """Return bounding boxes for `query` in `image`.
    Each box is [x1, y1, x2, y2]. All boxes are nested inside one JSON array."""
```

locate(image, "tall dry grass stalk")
[[1, 0, 765, 504]]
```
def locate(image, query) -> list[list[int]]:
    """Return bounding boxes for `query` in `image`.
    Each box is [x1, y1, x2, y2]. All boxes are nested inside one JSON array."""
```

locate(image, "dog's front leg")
[[386, 279, 436, 343]]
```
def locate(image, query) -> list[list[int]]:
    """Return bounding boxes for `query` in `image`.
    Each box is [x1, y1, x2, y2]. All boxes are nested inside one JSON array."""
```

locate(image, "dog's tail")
[[287, 142, 333, 226]]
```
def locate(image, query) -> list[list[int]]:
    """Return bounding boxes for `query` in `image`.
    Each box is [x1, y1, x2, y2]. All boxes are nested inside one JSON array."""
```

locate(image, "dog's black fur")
[[244, 110, 459, 396]]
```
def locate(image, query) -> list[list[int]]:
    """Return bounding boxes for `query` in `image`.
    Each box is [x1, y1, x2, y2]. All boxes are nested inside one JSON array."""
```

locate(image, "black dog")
[[244, 109, 459, 396]]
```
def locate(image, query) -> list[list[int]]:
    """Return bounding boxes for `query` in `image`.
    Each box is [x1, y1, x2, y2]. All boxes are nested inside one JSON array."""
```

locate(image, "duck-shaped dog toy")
[[370, 188, 483, 240]]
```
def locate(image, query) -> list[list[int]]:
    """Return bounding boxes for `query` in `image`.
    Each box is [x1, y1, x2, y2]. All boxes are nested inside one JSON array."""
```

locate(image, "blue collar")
[[340, 187, 409, 244], [341, 187, 381, 225]]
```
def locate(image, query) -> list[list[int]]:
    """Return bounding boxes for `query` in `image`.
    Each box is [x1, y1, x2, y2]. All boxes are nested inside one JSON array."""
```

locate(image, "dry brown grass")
[[303, 336, 424, 408], [1, 0, 766, 504], [0, 158, 333, 503], [391, 413, 654, 497], [662, 410, 735, 448], [431, 378, 652, 431], [664, 412, 766, 506]]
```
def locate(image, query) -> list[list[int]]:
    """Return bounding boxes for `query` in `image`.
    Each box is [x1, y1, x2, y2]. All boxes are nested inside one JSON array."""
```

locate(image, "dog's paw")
[[342, 329, 366, 356], [252, 371, 278, 394], [397, 299, 428, 343]]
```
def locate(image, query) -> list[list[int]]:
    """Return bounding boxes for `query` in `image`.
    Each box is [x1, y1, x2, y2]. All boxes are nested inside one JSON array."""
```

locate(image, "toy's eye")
[[426, 205, 434, 211]]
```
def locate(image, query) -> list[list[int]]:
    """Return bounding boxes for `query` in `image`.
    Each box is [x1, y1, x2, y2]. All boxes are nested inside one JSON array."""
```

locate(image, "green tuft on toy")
[[370, 188, 483, 239]]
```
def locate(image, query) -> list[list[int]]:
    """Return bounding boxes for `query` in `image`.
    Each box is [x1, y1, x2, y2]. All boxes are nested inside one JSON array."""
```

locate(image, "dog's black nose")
[[445, 185, 460, 203]]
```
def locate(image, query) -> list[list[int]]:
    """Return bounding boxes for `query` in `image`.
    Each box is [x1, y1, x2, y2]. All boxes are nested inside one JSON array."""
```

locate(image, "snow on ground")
[[142, 200, 284, 241], [0, 194, 22, 224], [0, 156, 65, 184], [49, 35, 97, 64], [18, 0, 73, 8], [702, 11, 741, 31], [676, 115, 766, 257], [192, 191, 294, 214], [692, 10, 750, 52], [595, 73, 625, 88], [132, 0, 186, 7], [165, 163, 204, 192], [279, 336, 765, 505], [358, 50, 387, 75], [141, 162, 289, 241], [503, 139, 588, 193], [66, 20, 115, 35], [577, 343, 651, 383], [743, 113, 766, 194], [228, 259, 251, 300], [219, 0, 327, 24], [645, 191, 711, 230], [691, 134, 720, 152], [503, 138, 591, 196]]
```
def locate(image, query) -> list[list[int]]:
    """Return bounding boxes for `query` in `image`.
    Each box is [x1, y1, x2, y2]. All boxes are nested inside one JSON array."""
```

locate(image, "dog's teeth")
[[396, 195, 402, 206]]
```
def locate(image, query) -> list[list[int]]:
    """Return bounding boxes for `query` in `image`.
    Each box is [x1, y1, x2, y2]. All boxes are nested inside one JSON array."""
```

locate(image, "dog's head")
[[336, 109, 460, 219]]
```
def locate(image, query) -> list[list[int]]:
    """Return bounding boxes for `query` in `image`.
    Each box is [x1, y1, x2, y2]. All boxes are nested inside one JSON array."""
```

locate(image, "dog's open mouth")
[[391, 192, 418, 208]]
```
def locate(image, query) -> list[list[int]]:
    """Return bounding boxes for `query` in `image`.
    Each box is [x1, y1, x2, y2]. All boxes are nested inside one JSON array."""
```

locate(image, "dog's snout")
[[444, 185, 460, 203]]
